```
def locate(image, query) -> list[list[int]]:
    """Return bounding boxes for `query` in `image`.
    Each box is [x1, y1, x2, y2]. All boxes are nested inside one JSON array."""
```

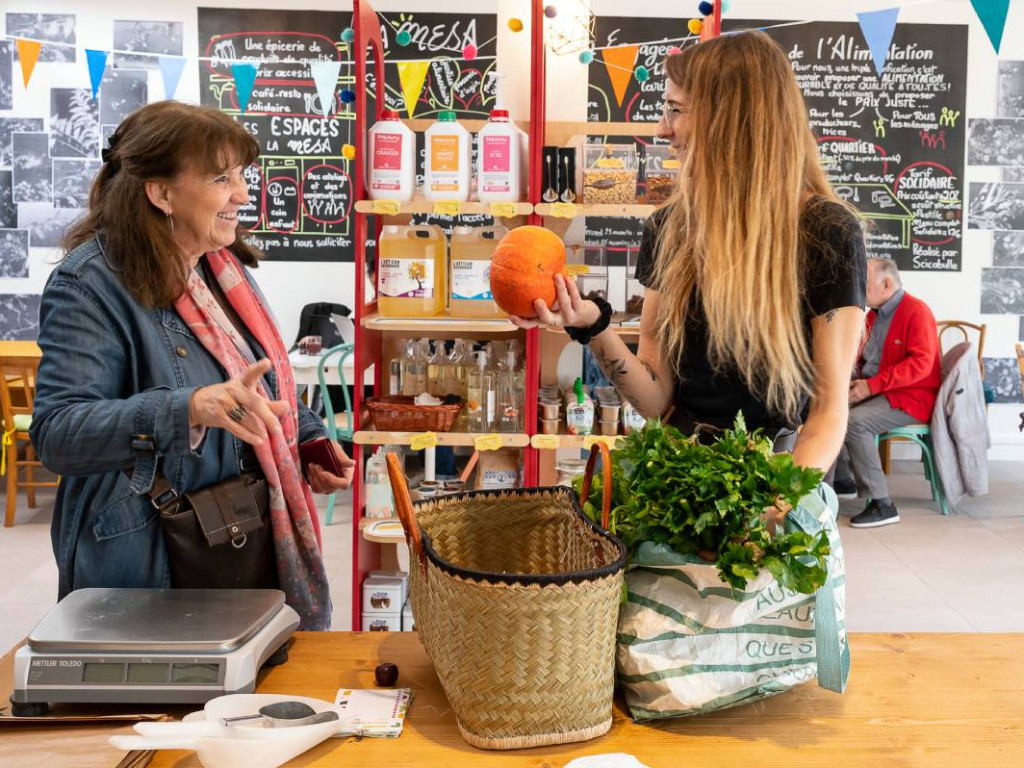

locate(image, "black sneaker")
[[849, 499, 900, 529], [832, 477, 858, 499]]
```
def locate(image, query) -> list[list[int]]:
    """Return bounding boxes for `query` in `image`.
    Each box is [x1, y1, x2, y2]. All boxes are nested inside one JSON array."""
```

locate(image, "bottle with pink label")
[[368, 110, 415, 202], [476, 110, 522, 203]]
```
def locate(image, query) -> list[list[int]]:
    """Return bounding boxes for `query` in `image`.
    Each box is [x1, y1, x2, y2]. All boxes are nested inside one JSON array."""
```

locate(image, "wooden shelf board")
[[354, 199, 532, 216], [359, 517, 406, 544], [534, 203, 656, 218], [354, 430, 531, 448], [360, 311, 519, 333], [543, 321, 641, 338], [531, 432, 624, 449]]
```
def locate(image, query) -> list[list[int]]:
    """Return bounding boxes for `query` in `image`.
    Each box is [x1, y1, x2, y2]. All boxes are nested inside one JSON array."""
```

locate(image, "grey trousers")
[[834, 395, 916, 499]]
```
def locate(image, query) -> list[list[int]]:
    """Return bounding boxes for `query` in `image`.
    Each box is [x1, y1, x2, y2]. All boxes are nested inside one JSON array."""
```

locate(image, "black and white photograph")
[[0, 293, 41, 339], [993, 232, 1024, 267], [113, 20, 184, 69], [0, 117, 44, 167], [0, 171, 15, 229], [17, 202, 82, 247], [968, 118, 1024, 167], [12, 132, 52, 204], [53, 159, 99, 209], [980, 267, 1024, 314], [99, 69, 147, 125], [0, 229, 29, 278], [983, 357, 1023, 404], [1002, 168, 1024, 182], [0, 40, 13, 111], [50, 87, 100, 159], [5, 13, 76, 63], [968, 182, 1024, 231], [998, 61, 1024, 119]]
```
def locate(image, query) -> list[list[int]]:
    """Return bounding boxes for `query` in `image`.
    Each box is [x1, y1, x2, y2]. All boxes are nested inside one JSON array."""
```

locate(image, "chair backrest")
[[317, 343, 355, 438], [0, 355, 41, 433], [936, 320, 985, 376], [291, 302, 352, 351]]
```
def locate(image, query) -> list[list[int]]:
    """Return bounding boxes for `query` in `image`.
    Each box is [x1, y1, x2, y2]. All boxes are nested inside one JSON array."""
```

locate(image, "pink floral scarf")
[[174, 249, 331, 630]]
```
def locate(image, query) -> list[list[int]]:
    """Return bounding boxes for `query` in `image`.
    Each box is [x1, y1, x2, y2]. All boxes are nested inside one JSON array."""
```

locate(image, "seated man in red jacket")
[[834, 257, 941, 528]]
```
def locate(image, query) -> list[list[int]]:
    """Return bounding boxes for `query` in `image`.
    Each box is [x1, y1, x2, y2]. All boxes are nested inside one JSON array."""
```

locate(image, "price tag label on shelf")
[[549, 202, 578, 219], [488, 202, 518, 218], [474, 433, 504, 451], [565, 264, 590, 276], [532, 434, 559, 450], [433, 201, 463, 216], [583, 435, 618, 449], [409, 432, 439, 451], [371, 199, 401, 215]]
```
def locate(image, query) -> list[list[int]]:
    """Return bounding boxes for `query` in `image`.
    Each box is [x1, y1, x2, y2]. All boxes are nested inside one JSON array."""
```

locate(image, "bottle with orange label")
[[424, 111, 471, 201]]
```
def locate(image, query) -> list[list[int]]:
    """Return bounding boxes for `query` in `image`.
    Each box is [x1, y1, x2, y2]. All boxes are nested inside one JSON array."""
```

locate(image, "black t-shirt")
[[635, 197, 867, 434]]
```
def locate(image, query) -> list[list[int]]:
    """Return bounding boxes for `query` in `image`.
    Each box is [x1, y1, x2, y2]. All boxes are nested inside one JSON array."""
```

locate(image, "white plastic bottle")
[[476, 109, 522, 202], [424, 111, 471, 201], [368, 110, 415, 201]]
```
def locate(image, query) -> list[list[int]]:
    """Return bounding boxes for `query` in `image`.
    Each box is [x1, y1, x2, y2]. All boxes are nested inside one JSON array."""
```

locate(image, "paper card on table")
[[549, 202, 578, 218], [533, 434, 559, 450], [371, 199, 401, 215], [333, 688, 412, 738], [488, 202, 518, 218], [474, 433, 503, 451], [433, 200, 462, 216], [409, 432, 438, 451]]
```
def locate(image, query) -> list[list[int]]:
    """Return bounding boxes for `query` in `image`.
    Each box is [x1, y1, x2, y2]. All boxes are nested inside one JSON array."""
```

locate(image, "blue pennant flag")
[[309, 60, 342, 117], [158, 56, 187, 100], [231, 61, 259, 113], [856, 7, 900, 78], [85, 49, 109, 100], [970, 0, 1010, 53]]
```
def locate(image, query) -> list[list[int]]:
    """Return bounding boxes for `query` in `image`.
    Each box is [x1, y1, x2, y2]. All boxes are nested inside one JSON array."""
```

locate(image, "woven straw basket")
[[386, 444, 626, 750]]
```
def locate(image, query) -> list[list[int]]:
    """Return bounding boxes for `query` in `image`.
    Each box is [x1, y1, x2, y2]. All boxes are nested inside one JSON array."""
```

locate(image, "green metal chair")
[[874, 424, 949, 515], [316, 343, 355, 525]]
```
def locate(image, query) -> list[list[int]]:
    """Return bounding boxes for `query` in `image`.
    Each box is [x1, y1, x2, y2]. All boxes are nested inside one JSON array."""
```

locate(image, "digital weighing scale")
[[10, 588, 299, 716]]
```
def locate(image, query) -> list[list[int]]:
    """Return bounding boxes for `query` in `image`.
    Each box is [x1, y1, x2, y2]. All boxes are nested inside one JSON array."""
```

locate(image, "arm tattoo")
[[825, 309, 837, 323], [594, 346, 642, 409], [641, 361, 658, 382]]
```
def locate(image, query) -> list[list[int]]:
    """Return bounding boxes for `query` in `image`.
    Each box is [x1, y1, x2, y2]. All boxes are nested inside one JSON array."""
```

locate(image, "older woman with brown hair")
[[31, 101, 351, 630]]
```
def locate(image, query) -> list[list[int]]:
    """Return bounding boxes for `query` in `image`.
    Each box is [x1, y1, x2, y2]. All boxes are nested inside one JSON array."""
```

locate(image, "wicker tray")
[[366, 395, 462, 432]]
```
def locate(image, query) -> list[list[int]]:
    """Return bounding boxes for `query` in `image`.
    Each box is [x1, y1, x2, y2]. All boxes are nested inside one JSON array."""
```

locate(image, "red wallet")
[[299, 437, 346, 478]]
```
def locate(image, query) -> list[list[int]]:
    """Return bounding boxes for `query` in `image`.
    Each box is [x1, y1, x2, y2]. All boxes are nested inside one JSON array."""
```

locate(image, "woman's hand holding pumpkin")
[[509, 274, 601, 330]]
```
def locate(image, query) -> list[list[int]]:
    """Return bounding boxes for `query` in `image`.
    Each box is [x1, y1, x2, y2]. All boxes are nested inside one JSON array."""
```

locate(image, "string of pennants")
[[3, 0, 1013, 117]]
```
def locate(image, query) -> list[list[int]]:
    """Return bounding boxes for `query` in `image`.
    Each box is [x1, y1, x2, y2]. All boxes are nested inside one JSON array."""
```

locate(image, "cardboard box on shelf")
[[362, 575, 405, 614]]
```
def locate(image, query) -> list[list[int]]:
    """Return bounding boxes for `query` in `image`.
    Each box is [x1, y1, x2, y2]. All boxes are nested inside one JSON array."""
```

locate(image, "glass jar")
[[555, 458, 588, 488], [581, 144, 638, 204]]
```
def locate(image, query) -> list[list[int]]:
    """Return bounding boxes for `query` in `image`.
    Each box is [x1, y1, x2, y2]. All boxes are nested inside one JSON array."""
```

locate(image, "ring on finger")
[[227, 404, 247, 423]]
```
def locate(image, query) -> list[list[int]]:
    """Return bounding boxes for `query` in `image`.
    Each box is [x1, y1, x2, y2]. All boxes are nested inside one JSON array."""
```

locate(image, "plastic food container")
[[599, 403, 621, 422], [539, 401, 561, 419], [598, 419, 619, 436], [582, 144, 638, 205], [566, 400, 595, 436], [644, 145, 680, 204], [539, 417, 560, 434]]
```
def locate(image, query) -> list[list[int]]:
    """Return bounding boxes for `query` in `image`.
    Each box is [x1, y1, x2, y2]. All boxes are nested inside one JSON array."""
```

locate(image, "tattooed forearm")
[[825, 309, 837, 323], [641, 360, 658, 382], [594, 346, 642, 408]]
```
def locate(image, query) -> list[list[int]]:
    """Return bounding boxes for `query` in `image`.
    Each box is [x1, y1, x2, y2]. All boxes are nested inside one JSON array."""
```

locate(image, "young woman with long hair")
[[512, 31, 867, 471]]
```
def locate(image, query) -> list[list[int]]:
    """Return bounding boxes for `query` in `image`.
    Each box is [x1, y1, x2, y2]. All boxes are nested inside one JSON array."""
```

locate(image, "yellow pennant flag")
[[16, 38, 42, 87], [602, 45, 639, 108], [395, 60, 430, 118]]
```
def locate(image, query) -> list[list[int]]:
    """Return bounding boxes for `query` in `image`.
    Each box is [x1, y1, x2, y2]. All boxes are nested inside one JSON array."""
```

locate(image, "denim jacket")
[[30, 237, 327, 598]]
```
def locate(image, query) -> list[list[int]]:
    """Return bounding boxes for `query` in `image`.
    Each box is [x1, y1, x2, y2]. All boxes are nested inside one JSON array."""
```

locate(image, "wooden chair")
[[0, 354, 59, 526], [879, 320, 987, 477]]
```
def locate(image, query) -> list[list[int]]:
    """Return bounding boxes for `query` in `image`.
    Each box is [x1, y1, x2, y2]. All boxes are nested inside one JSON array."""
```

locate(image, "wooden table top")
[[0, 340, 41, 358], [2, 631, 1022, 767]]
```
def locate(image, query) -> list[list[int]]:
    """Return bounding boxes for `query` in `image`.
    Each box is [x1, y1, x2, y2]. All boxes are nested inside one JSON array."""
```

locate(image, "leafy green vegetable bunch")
[[575, 416, 830, 594]]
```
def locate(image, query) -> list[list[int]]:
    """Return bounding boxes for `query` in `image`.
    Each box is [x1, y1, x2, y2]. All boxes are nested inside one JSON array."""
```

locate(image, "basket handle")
[[579, 441, 613, 530], [385, 452, 426, 572]]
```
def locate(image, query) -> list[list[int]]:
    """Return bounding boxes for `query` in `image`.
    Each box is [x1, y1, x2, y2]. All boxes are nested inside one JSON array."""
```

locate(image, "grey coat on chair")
[[930, 341, 989, 509]]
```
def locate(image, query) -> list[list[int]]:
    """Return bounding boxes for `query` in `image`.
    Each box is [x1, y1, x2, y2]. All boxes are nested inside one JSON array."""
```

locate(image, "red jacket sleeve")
[[866, 302, 939, 395]]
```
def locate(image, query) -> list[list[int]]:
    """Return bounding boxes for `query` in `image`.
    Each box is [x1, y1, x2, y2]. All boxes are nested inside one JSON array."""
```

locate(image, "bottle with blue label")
[[448, 225, 508, 318]]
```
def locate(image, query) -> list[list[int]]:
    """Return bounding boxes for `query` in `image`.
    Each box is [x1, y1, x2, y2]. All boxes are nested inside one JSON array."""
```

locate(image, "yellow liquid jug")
[[448, 225, 508, 319], [377, 225, 446, 317]]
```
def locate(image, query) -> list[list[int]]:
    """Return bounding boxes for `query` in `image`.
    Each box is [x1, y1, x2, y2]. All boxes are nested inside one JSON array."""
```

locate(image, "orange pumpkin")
[[489, 226, 569, 318]]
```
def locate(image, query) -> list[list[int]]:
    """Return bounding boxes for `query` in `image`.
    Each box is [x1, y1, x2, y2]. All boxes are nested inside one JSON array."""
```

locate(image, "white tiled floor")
[[0, 460, 1021, 654]]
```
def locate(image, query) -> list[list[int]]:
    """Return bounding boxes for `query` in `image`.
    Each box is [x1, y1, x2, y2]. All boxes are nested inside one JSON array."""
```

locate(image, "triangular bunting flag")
[[601, 45, 638, 108], [970, 0, 1011, 53], [158, 55, 187, 100], [309, 60, 342, 116], [231, 61, 259, 113], [85, 49, 109, 99], [856, 7, 900, 78], [15, 39, 41, 87], [396, 60, 430, 118]]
